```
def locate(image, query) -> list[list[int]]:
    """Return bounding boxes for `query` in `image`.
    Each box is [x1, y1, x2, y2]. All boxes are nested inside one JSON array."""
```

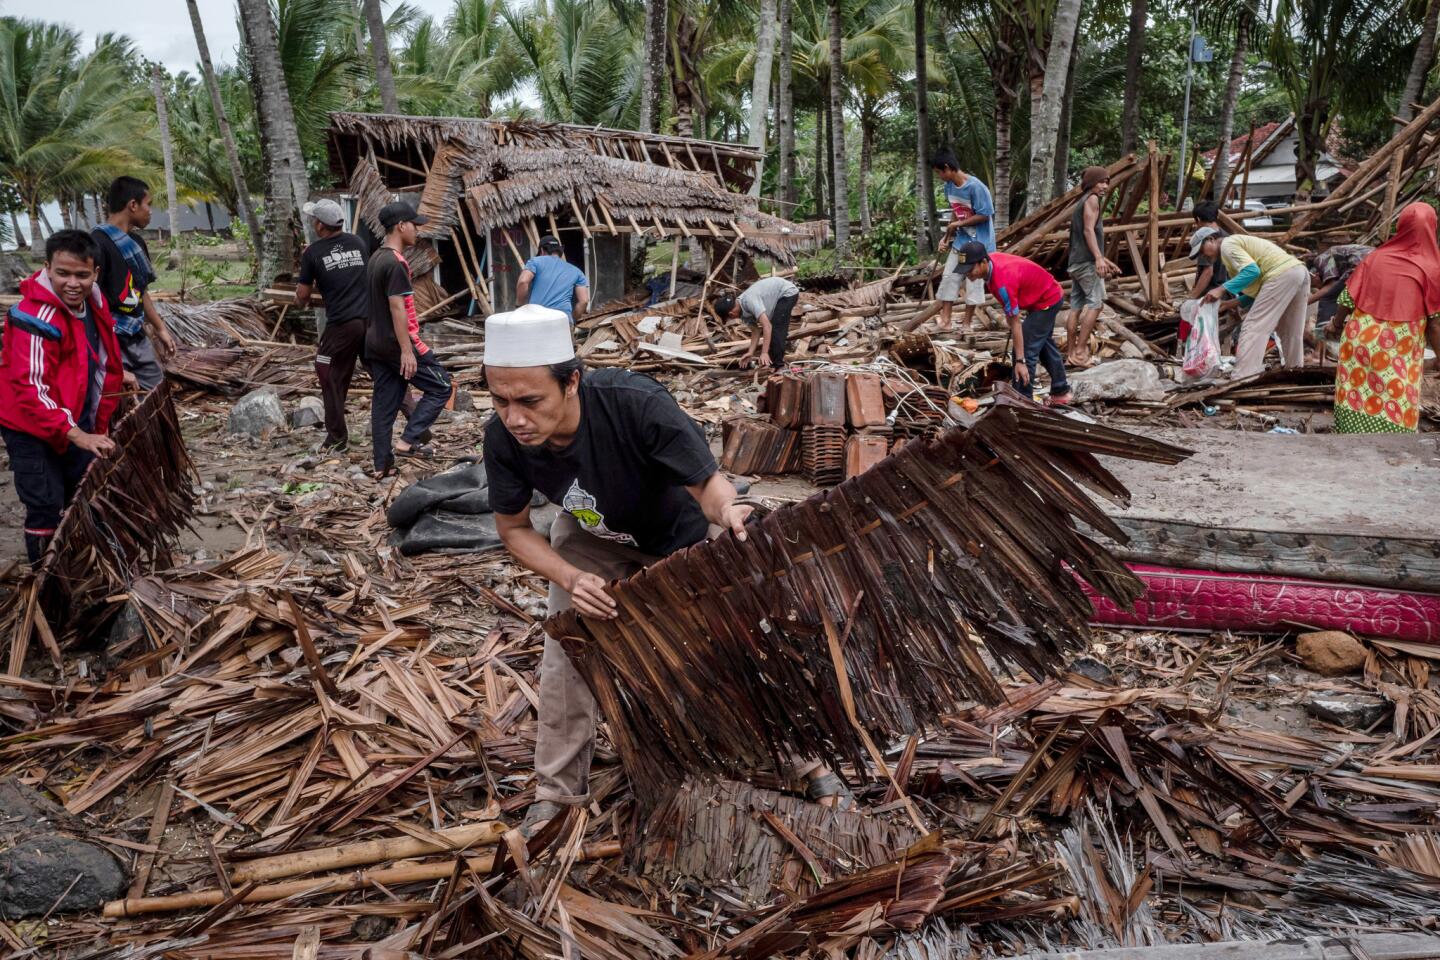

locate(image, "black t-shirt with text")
[[484, 369, 717, 556], [298, 232, 369, 323]]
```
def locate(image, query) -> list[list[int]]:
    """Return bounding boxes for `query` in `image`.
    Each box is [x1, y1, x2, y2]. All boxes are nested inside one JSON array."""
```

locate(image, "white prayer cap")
[[483, 304, 575, 367]]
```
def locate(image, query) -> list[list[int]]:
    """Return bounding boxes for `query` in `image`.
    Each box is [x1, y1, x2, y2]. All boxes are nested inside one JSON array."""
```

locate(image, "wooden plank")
[[128, 782, 175, 899]]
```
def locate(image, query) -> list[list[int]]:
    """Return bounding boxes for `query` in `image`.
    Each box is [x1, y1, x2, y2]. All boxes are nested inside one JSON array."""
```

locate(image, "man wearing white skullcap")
[[482, 306, 851, 834]]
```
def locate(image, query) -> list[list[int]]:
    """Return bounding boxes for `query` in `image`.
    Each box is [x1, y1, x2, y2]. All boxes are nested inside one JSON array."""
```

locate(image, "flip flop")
[[805, 771, 857, 811], [518, 800, 564, 839]]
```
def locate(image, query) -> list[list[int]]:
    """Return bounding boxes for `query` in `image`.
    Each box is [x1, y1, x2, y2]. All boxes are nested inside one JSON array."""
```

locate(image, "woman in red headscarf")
[[1325, 202, 1440, 433]]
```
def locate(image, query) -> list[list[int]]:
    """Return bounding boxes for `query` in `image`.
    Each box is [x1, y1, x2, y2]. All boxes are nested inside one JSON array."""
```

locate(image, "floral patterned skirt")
[[1333, 307, 1424, 433]]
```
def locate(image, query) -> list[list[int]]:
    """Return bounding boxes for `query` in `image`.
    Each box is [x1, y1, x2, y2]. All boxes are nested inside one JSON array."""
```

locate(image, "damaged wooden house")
[[323, 112, 824, 318]]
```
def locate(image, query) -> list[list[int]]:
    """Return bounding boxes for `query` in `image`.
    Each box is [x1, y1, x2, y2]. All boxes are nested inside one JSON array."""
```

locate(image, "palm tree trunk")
[[27, 204, 43, 257], [362, 0, 400, 113], [187, 0, 263, 258], [814, 103, 827, 219], [1119, 0, 1145, 155], [859, 109, 874, 233], [1212, 8, 1249, 200], [10, 211, 24, 252], [748, 0, 777, 196], [58, 201, 73, 230], [993, 89, 1015, 230], [1054, 39, 1080, 197], [237, 0, 310, 283], [914, 0, 934, 254], [1294, 100, 1325, 203], [152, 65, 185, 281], [640, 0, 667, 132], [206, 201, 216, 232], [828, 0, 849, 256], [825, 94, 836, 230], [1026, 0, 1081, 214], [1398, 0, 1440, 128], [778, 0, 795, 205]]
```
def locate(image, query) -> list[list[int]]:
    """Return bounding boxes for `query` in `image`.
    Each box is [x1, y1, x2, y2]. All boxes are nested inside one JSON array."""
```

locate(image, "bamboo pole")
[[596, 199, 619, 235], [1238, 121, 1255, 211], [231, 820, 506, 883], [1380, 150, 1406, 241], [105, 840, 621, 917], [569, 195, 592, 239], [500, 227, 526, 269]]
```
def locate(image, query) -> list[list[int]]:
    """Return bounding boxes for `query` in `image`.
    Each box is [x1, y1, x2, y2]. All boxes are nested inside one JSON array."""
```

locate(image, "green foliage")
[[858, 199, 919, 265], [0, 18, 153, 249]]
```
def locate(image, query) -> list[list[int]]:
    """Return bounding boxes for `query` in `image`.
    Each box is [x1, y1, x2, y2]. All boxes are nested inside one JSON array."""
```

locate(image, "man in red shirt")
[[950, 241, 1073, 404], [0, 231, 128, 563]]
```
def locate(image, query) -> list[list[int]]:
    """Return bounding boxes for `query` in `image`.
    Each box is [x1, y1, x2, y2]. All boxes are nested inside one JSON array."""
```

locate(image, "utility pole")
[[1175, 6, 1198, 205]]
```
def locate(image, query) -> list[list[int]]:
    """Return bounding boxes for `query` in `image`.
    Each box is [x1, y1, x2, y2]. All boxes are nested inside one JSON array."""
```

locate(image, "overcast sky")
[[3, 0, 459, 72]]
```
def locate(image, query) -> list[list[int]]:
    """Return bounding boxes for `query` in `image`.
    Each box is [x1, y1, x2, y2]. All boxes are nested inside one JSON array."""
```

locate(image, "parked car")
[[1227, 198, 1274, 230]]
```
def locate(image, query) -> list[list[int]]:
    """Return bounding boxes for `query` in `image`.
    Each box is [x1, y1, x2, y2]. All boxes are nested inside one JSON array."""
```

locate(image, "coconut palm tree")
[[504, 0, 640, 126], [362, 0, 401, 111], [237, 0, 311, 281], [0, 20, 150, 254], [1267, 0, 1418, 200], [268, 0, 367, 165]]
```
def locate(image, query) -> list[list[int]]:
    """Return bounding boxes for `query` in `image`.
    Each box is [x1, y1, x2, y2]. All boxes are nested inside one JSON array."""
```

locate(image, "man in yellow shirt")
[[1194, 228, 1308, 379]]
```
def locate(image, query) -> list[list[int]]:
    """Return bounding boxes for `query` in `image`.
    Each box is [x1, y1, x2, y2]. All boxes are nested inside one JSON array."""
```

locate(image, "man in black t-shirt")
[[91, 176, 178, 390], [296, 199, 370, 451], [481, 306, 849, 836], [365, 202, 452, 475]]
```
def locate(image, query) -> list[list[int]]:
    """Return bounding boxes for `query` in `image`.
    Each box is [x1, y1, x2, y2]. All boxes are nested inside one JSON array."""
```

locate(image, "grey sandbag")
[[399, 510, 503, 555], [387, 461, 490, 529]]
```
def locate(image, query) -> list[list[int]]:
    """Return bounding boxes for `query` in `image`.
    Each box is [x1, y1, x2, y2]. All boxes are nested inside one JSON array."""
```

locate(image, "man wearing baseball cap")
[[365, 201, 452, 475], [1194, 226, 1308, 378], [517, 235, 590, 322], [296, 198, 371, 451], [952, 240, 1072, 405], [480, 306, 852, 835]]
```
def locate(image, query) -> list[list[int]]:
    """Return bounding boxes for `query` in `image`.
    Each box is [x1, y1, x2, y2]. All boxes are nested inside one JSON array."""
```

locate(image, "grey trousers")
[[535, 513, 661, 804], [118, 331, 164, 391]]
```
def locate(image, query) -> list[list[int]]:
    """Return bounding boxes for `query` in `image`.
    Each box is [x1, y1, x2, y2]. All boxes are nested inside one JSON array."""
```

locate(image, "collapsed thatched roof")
[[327, 112, 819, 263]]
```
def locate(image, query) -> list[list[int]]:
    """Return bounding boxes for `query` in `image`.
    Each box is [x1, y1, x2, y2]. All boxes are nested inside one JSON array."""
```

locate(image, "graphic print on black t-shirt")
[[483, 369, 718, 556], [299, 233, 370, 323], [560, 479, 632, 544]]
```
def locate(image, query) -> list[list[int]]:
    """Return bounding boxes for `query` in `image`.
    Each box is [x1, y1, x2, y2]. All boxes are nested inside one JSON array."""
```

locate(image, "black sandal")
[[394, 443, 437, 460]]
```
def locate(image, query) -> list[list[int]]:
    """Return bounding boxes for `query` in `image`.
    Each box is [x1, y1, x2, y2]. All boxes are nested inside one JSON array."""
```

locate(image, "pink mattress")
[[1082, 564, 1440, 642]]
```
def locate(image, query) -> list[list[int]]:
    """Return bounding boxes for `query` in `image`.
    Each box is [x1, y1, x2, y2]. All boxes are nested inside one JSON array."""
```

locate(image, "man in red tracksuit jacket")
[[0, 230, 127, 564]]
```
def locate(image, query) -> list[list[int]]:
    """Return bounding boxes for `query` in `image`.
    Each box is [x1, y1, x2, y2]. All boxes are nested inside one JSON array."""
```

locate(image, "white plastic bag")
[[964, 277, 986, 306], [1178, 298, 1221, 380]]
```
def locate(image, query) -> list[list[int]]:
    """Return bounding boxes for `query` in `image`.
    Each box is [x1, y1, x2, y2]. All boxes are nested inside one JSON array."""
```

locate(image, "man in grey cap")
[[296, 198, 371, 451]]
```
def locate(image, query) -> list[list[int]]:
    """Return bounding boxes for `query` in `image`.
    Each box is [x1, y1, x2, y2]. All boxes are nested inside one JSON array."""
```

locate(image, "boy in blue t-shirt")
[[931, 150, 996, 333], [518, 235, 591, 322]]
